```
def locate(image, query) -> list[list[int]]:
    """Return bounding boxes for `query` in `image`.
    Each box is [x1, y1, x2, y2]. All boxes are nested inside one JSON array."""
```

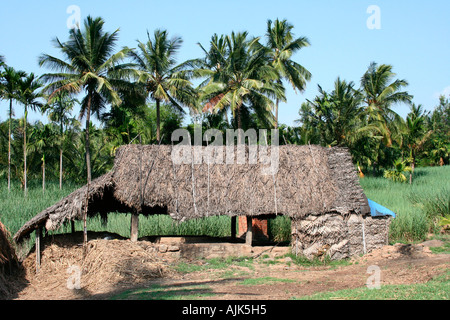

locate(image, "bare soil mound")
[[354, 242, 435, 263]]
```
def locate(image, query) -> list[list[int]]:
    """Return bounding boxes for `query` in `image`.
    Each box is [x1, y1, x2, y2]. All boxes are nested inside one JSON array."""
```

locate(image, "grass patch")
[[429, 234, 450, 254], [240, 276, 295, 286], [173, 256, 254, 274], [295, 270, 450, 300], [360, 166, 450, 242], [283, 253, 352, 268]]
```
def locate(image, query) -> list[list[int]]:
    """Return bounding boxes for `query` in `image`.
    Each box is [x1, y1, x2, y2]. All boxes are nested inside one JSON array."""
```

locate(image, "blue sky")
[[1, 0, 449, 127]]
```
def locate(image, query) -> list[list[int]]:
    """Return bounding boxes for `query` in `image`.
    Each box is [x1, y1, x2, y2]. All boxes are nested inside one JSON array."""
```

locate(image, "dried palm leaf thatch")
[[0, 220, 20, 299], [0, 220, 18, 273], [14, 145, 370, 243]]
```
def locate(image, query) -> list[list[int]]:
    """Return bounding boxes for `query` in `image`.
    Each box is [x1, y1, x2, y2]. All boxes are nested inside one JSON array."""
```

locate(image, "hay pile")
[[22, 238, 169, 297], [0, 220, 20, 299]]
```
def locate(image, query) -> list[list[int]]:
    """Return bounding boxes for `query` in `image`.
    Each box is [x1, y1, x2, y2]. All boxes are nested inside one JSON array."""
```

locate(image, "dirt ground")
[[4, 234, 449, 300]]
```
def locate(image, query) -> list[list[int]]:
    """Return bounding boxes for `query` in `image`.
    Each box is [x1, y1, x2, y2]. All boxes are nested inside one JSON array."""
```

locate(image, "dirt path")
[[7, 239, 450, 300], [143, 254, 449, 300]]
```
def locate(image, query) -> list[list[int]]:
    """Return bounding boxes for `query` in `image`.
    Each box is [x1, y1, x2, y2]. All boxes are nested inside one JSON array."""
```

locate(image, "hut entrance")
[[238, 217, 269, 241]]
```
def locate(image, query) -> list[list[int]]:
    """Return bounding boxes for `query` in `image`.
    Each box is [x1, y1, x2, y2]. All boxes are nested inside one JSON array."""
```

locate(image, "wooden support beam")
[[35, 227, 41, 274], [130, 212, 139, 242], [231, 216, 236, 239], [245, 216, 253, 246]]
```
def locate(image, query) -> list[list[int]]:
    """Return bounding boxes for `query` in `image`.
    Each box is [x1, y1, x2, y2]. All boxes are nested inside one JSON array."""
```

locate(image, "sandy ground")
[[4, 235, 449, 300]]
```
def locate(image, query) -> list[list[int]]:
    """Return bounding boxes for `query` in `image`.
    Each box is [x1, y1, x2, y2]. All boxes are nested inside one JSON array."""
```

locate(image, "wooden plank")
[[231, 216, 236, 239], [245, 216, 253, 246], [35, 227, 41, 274]]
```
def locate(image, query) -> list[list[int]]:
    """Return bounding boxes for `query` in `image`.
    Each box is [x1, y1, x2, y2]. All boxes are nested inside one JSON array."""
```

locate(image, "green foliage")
[[128, 29, 195, 142], [361, 166, 450, 242], [268, 215, 291, 242], [383, 159, 412, 183]]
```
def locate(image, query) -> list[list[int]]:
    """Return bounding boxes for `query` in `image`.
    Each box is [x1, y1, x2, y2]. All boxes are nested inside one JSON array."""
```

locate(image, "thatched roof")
[[14, 145, 369, 243], [0, 220, 18, 273]]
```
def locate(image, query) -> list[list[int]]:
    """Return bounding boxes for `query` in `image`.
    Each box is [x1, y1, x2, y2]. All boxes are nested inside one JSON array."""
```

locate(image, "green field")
[[360, 165, 450, 242], [1, 165, 449, 252]]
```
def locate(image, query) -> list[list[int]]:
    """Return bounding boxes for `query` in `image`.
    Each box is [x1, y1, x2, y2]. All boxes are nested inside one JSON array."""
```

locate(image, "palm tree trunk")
[[60, 148, 63, 190], [156, 99, 161, 143], [8, 99, 12, 191], [237, 106, 243, 143], [85, 92, 92, 184], [60, 120, 64, 190], [275, 98, 279, 129], [42, 154, 45, 193], [230, 106, 243, 240], [24, 106, 27, 196]]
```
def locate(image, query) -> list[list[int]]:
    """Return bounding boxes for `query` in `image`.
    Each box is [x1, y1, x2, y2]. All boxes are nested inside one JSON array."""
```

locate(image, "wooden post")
[[35, 227, 41, 274], [130, 212, 139, 242], [245, 216, 253, 246], [231, 216, 236, 240]]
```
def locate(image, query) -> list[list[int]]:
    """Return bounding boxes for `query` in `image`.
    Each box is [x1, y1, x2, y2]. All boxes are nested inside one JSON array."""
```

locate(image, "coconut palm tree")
[[403, 104, 432, 182], [18, 73, 45, 195], [200, 31, 284, 135], [265, 18, 311, 128], [361, 62, 413, 147], [45, 91, 78, 189], [1, 67, 26, 190], [38, 16, 135, 183], [28, 122, 57, 192], [300, 78, 365, 147], [128, 29, 195, 142]]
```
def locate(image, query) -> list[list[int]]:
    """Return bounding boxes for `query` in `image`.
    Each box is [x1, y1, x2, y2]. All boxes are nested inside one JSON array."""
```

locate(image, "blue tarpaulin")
[[367, 199, 396, 218]]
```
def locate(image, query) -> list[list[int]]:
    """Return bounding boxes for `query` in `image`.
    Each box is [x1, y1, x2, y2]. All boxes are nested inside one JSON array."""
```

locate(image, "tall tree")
[[299, 78, 365, 147], [199, 31, 284, 134], [18, 73, 44, 194], [403, 104, 431, 182], [427, 95, 450, 166], [28, 123, 57, 192], [128, 29, 194, 142], [1, 67, 26, 190], [361, 62, 413, 147], [38, 16, 134, 183], [45, 92, 78, 189], [265, 18, 311, 128]]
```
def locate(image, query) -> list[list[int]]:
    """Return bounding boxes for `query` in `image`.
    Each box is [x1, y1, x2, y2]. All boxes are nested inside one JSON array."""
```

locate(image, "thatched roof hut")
[[14, 144, 370, 243], [14, 144, 391, 260]]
